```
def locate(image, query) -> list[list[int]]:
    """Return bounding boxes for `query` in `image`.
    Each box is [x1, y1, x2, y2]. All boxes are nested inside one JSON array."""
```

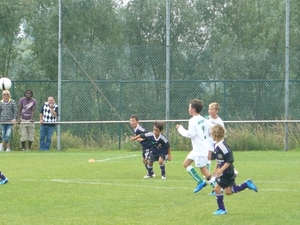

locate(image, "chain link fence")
[[8, 45, 300, 150]]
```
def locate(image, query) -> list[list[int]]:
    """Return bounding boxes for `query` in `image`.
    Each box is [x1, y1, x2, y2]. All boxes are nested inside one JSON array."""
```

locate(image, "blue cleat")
[[246, 179, 258, 192], [212, 209, 227, 215], [193, 180, 207, 193], [0, 178, 8, 185], [208, 191, 216, 196]]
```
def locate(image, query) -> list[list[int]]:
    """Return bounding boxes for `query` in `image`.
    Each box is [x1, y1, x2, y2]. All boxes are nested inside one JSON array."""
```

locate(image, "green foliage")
[[1, 150, 300, 224]]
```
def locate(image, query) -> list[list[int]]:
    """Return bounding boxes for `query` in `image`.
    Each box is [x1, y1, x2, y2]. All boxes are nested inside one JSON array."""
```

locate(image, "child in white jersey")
[[176, 99, 215, 193]]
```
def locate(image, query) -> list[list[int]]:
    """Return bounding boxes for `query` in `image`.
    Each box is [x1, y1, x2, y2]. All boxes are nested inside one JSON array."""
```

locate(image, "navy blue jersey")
[[134, 125, 152, 150], [140, 132, 170, 155], [215, 140, 235, 180]]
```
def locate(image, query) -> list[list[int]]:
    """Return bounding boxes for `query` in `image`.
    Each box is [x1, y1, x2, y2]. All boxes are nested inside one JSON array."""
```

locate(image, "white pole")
[[57, 0, 62, 150], [284, 0, 290, 151], [165, 0, 171, 138]]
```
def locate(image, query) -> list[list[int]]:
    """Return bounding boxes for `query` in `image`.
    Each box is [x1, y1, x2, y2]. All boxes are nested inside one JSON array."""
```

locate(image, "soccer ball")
[[0, 77, 12, 90]]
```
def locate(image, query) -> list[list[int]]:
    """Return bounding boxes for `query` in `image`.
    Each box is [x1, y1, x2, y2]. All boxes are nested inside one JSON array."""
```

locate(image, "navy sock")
[[147, 165, 153, 175], [232, 182, 248, 193], [216, 194, 226, 211], [160, 164, 165, 176]]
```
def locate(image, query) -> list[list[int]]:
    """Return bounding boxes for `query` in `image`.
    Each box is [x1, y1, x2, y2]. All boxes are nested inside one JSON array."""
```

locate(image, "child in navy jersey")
[[129, 115, 155, 177], [210, 124, 258, 215], [131, 121, 172, 179]]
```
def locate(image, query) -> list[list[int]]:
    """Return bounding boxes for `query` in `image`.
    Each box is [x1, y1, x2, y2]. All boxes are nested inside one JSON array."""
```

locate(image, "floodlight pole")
[[165, 0, 171, 138], [57, 0, 62, 150], [284, 0, 290, 151]]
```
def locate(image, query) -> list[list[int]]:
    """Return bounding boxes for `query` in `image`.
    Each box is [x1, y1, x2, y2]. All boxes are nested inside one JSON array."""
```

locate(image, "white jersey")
[[207, 116, 225, 151], [177, 114, 210, 156]]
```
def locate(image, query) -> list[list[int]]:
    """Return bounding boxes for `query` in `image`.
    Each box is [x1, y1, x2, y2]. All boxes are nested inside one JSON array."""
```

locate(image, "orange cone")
[[88, 159, 95, 162]]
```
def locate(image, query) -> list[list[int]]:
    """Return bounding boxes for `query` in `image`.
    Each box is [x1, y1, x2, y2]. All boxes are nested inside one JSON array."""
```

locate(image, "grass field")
[[1, 150, 299, 225]]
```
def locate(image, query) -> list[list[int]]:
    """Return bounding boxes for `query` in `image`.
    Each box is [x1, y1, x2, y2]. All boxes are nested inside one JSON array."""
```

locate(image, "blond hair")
[[209, 102, 220, 111], [210, 124, 226, 140]]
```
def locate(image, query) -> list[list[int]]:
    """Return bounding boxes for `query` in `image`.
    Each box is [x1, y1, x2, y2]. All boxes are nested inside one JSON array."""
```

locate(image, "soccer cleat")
[[0, 144, 3, 152], [208, 191, 216, 196], [212, 209, 227, 215], [246, 179, 258, 192], [0, 178, 8, 185], [143, 174, 153, 178], [161, 175, 166, 180], [6, 148, 11, 152], [193, 180, 207, 193], [151, 173, 156, 178]]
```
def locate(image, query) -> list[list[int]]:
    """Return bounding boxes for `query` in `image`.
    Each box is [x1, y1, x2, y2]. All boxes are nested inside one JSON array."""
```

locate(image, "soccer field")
[[0, 150, 299, 224]]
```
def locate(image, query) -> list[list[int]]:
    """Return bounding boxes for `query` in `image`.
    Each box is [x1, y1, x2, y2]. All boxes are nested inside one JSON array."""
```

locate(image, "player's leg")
[[144, 153, 157, 178], [158, 154, 167, 179], [212, 183, 227, 215], [230, 179, 258, 193], [184, 152, 207, 193], [0, 171, 8, 184]]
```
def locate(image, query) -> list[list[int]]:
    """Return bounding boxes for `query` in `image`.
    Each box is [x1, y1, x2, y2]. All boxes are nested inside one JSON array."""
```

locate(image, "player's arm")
[[215, 162, 231, 176], [130, 135, 141, 141], [176, 121, 196, 138]]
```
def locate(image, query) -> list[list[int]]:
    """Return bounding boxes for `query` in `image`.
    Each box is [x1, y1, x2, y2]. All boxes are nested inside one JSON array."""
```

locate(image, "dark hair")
[[130, 114, 139, 121], [24, 89, 33, 97], [190, 99, 203, 113], [154, 121, 165, 131]]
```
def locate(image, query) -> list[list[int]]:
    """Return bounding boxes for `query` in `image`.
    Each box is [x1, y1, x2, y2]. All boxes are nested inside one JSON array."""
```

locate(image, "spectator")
[[39, 96, 58, 151], [0, 90, 17, 152], [18, 90, 37, 151]]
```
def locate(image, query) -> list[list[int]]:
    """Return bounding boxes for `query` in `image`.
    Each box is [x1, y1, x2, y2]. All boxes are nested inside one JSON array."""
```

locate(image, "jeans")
[[39, 125, 55, 150], [1, 124, 12, 143]]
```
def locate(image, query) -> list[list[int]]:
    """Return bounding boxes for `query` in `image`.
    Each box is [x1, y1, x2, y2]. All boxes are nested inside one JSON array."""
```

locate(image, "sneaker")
[[6, 148, 11, 152], [143, 174, 153, 178], [212, 209, 227, 215], [0, 144, 3, 152], [161, 175, 166, 180], [246, 179, 258, 192], [0, 178, 8, 185], [193, 180, 207, 193], [208, 191, 216, 196]]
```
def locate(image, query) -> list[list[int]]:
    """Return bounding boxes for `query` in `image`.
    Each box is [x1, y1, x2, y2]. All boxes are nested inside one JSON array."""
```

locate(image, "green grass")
[[1, 150, 299, 224]]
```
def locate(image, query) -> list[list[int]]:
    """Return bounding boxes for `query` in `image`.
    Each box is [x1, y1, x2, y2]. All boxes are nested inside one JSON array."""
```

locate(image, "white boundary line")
[[93, 154, 138, 162], [18, 179, 298, 192]]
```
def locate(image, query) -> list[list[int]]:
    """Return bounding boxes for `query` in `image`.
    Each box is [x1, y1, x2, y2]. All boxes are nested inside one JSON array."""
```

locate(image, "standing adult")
[[18, 90, 37, 151], [39, 96, 58, 151], [0, 90, 18, 152]]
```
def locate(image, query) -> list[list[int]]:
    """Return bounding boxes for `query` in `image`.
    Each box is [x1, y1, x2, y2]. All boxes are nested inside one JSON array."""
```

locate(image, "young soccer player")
[[206, 102, 225, 172], [176, 99, 215, 193], [131, 121, 172, 179], [129, 115, 155, 177], [210, 124, 258, 215]]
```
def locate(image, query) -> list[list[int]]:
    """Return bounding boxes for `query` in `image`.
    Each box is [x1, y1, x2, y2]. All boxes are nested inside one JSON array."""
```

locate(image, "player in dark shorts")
[[129, 115, 155, 177], [211, 124, 258, 215], [131, 121, 172, 179]]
